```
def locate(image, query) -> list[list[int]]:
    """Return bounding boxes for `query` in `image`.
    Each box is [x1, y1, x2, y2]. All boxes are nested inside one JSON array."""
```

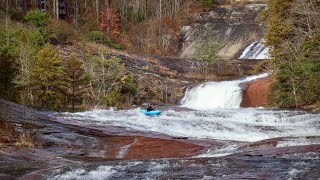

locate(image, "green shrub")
[[201, 0, 214, 9], [101, 85, 124, 108], [121, 75, 137, 96], [49, 19, 76, 43], [86, 31, 124, 50], [24, 9, 48, 28], [109, 42, 124, 50], [86, 31, 110, 44]]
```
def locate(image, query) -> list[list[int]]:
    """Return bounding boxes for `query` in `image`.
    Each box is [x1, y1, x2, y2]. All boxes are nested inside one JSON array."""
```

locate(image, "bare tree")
[[96, 0, 100, 28], [74, 0, 78, 30]]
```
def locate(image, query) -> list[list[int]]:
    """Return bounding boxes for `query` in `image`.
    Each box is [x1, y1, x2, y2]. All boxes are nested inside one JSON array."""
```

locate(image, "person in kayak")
[[147, 103, 155, 111]]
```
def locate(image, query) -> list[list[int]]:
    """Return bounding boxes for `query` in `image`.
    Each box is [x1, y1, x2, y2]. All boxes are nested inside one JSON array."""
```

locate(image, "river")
[[45, 74, 320, 179]]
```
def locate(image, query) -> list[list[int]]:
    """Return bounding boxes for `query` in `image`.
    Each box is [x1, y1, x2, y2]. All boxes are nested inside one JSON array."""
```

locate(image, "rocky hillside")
[[74, 2, 272, 104], [179, 3, 269, 60]]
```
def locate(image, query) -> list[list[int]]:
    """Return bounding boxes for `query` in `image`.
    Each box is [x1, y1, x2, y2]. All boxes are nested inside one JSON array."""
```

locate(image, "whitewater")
[[239, 39, 270, 60], [52, 74, 320, 143], [47, 73, 320, 179], [181, 73, 268, 110]]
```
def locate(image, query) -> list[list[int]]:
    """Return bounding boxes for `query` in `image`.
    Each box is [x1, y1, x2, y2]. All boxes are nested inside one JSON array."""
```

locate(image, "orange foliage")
[[162, 16, 179, 30], [100, 8, 121, 36]]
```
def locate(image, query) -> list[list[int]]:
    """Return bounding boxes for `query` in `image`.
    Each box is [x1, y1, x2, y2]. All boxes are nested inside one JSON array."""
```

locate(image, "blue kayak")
[[140, 109, 163, 115]]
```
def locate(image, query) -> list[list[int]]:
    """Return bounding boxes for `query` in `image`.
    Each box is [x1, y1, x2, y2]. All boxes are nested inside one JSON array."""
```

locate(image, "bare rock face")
[[240, 76, 275, 107], [179, 4, 267, 60]]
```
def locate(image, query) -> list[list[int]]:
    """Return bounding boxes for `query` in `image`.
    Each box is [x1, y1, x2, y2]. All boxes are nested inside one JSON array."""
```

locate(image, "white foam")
[[277, 137, 320, 148], [53, 108, 320, 143], [116, 138, 138, 159], [239, 39, 270, 60], [48, 166, 116, 180], [196, 145, 239, 158], [287, 169, 303, 179], [180, 73, 269, 110], [48, 162, 144, 180], [202, 175, 214, 180]]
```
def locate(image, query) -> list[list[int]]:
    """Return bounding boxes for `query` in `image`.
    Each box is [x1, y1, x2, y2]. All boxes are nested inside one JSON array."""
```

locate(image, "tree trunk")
[[106, 0, 110, 34], [74, 0, 78, 30], [5, 0, 8, 45], [22, 0, 27, 13], [72, 86, 75, 110], [56, 0, 59, 19], [53, 0, 56, 17], [96, 0, 100, 28]]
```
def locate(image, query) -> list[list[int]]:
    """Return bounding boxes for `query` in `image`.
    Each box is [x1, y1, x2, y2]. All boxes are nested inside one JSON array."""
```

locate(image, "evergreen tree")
[[30, 44, 65, 110], [265, 0, 320, 108], [63, 54, 87, 111], [15, 28, 44, 105], [0, 45, 18, 101], [24, 9, 49, 29], [24, 9, 49, 37], [201, 0, 214, 10], [0, 21, 19, 101], [120, 74, 137, 104]]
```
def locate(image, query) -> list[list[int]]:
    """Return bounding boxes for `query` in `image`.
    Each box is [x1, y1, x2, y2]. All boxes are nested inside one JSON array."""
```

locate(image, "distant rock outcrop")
[[179, 3, 268, 60]]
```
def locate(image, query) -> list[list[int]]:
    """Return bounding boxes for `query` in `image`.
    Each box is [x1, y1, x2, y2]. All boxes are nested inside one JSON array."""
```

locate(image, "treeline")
[[265, 0, 320, 108], [0, 10, 138, 111], [0, 0, 218, 111], [0, 0, 214, 56]]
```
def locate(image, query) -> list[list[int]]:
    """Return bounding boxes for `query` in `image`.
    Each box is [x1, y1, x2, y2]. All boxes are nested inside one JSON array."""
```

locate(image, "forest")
[[0, 0, 319, 111], [264, 0, 320, 108], [0, 0, 212, 111]]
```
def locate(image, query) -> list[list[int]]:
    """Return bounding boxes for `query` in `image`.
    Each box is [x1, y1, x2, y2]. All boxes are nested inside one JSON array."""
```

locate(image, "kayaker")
[[147, 103, 155, 111]]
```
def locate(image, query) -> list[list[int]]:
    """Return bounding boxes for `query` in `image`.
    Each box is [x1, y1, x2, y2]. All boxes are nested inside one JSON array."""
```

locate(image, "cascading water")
[[180, 73, 269, 110], [48, 73, 320, 179], [239, 39, 270, 60], [45, 73, 318, 162], [51, 72, 319, 143]]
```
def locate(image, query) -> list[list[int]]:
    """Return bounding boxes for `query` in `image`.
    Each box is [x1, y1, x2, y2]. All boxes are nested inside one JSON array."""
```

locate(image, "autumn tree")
[[100, 6, 121, 36], [30, 44, 65, 110]]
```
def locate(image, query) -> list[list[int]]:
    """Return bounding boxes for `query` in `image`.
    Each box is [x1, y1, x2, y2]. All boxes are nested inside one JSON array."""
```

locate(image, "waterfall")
[[180, 73, 269, 110], [239, 39, 270, 60]]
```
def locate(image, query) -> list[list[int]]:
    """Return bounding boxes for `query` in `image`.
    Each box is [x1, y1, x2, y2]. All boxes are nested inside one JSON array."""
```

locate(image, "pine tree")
[[265, 0, 320, 108], [0, 45, 18, 101], [30, 44, 65, 110], [63, 54, 87, 111], [15, 28, 44, 105], [201, 0, 214, 10], [0, 23, 19, 101]]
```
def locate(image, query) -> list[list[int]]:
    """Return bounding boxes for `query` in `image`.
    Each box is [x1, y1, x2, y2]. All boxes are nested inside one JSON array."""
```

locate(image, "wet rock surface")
[[1, 100, 319, 179], [241, 76, 275, 107], [0, 100, 205, 179], [34, 156, 320, 179]]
